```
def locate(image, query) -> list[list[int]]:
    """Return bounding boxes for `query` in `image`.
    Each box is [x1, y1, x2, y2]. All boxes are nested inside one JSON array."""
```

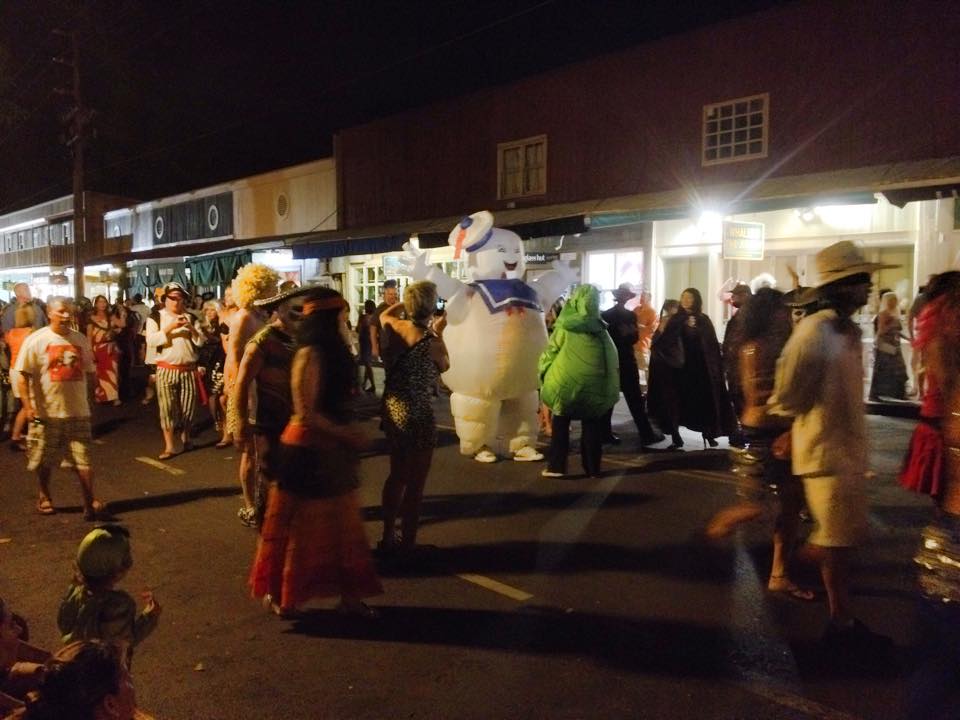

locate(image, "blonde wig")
[[231, 263, 280, 309]]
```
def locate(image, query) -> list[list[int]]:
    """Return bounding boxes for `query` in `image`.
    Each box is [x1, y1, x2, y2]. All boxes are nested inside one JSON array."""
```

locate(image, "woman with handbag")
[[869, 291, 908, 401], [705, 289, 814, 600], [249, 287, 382, 619]]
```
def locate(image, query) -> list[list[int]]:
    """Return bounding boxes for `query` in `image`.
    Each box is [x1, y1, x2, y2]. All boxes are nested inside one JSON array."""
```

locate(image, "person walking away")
[[539, 284, 620, 478], [13, 296, 106, 520], [869, 290, 908, 401], [357, 300, 377, 393], [145, 283, 202, 460], [113, 304, 137, 402], [1, 283, 47, 334], [249, 287, 382, 619], [57, 525, 160, 665], [223, 264, 279, 526], [128, 293, 149, 365], [721, 283, 752, 447], [6, 306, 36, 451], [769, 240, 896, 648], [601, 283, 663, 448], [86, 296, 121, 407], [377, 281, 449, 557], [705, 288, 813, 600], [233, 286, 306, 527]]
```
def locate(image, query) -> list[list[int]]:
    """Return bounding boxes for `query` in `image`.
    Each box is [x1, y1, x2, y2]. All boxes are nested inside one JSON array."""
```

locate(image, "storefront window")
[[586, 250, 644, 309]]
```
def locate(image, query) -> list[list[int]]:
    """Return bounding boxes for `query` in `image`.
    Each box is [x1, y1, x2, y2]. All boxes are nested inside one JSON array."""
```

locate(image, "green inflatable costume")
[[539, 284, 620, 419]]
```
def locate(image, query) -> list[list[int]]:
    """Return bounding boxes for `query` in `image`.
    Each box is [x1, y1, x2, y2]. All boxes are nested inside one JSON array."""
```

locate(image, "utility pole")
[[53, 28, 93, 301]]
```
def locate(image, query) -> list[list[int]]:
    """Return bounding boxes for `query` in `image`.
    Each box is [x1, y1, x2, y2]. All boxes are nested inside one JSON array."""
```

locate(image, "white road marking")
[[457, 573, 533, 602], [135, 456, 186, 476]]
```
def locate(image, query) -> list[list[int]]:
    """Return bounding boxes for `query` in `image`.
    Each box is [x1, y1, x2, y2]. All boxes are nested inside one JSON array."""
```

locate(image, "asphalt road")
[[0, 377, 942, 720]]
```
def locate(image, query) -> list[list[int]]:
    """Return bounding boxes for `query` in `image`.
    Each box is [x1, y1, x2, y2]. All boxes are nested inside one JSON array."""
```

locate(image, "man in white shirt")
[[14, 296, 105, 520], [770, 241, 896, 649], [145, 282, 201, 459]]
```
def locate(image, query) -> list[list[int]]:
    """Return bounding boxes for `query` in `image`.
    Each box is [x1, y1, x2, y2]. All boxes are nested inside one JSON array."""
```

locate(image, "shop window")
[[17, 232, 24, 250], [498, 135, 547, 199], [702, 93, 768, 166], [586, 250, 645, 309], [63, 222, 72, 245]]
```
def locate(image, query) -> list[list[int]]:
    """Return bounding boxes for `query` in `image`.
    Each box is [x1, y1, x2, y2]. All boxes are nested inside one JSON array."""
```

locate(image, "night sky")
[[0, 0, 788, 215]]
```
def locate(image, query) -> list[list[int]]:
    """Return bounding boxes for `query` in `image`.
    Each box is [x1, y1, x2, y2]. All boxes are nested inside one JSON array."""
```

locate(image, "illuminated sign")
[[524, 252, 560, 264], [722, 220, 764, 260]]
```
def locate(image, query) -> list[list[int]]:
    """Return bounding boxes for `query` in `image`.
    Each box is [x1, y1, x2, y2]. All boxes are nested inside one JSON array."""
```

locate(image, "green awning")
[[186, 250, 252, 286]]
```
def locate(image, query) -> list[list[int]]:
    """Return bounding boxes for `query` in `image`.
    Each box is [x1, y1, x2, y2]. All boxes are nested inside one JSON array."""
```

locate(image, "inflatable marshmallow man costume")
[[403, 211, 576, 463]]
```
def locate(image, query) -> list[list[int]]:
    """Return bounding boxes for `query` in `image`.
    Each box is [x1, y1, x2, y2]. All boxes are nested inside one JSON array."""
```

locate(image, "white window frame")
[[497, 134, 547, 200], [702, 93, 769, 166]]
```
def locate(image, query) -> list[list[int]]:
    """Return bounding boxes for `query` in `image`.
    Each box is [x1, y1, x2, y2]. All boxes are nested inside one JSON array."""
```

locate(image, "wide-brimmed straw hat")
[[253, 282, 327, 310], [813, 241, 899, 288], [611, 283, 637, 301], [782, 286, 817, 307]]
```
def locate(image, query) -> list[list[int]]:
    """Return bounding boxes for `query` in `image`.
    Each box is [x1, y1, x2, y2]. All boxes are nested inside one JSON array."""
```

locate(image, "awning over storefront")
[[125, 261, 189, 296], [186, 250, 253, 286], [286, 155, 960, 259], [289, 203, 594, 257]]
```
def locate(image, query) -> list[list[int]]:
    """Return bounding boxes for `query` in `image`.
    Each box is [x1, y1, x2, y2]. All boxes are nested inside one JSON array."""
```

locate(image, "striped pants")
[[156, 367, 198, 431]]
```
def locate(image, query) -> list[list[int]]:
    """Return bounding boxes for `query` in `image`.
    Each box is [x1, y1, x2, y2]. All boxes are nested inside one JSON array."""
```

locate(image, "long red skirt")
[[249, 486, 383, 610], [898, 421, 944, 498]]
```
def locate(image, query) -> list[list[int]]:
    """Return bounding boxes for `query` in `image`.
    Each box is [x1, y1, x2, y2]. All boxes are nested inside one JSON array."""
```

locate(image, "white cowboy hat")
[[813, 241, 899, 288]]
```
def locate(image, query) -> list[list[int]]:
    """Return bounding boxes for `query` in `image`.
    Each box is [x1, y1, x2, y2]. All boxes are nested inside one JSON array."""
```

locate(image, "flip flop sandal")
[[36, 499, 56, 515], [157, 451, 178, 461], [767, 578, 816, 602], [83, 500, 108, 522]]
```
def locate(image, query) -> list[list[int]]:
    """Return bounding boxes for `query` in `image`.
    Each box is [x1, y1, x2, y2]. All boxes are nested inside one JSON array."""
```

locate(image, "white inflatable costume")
[[403, 211, 575, 463]]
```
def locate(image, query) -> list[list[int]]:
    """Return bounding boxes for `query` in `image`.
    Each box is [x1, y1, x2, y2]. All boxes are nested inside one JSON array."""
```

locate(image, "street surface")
[[0, 371, 937, 719]]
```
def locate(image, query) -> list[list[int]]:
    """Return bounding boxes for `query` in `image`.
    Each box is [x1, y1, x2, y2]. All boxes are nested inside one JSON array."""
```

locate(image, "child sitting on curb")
[[56, 525, 161, 664]]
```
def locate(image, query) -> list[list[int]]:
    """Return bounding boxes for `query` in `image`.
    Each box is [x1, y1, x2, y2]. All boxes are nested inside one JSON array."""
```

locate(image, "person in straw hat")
[[769, 240, 897, 649]]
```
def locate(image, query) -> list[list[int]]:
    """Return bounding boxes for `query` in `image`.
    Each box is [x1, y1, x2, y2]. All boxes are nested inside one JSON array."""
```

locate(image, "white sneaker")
[[541, 469, 566, 478], [474, 448, 498, 463], [513, 446, 544, 462]]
